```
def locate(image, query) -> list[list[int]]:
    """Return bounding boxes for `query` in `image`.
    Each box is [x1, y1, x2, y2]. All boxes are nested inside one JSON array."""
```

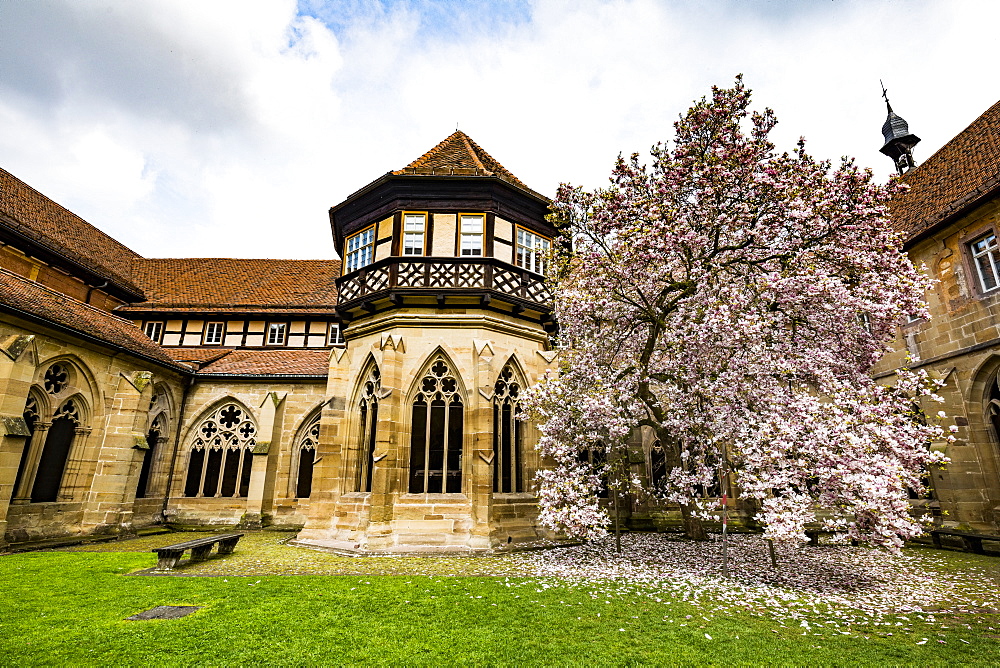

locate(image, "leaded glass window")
[[346, 226, 375, 272], [971, 232, 1000, 293], [183, 403, 257, 498], [493, 363, 522, 493], [516, 227, 550, 275], [409, 357, 464, 494]]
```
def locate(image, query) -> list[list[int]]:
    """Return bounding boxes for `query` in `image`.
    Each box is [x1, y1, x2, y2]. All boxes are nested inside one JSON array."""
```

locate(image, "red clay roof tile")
[[892, 99, 1000, 243], [122, 258, 341, 313], [393, 131, 548, 201], [195, 348, 330, 376], [0, 268, 180, 368], [0, 167, 145, 297]]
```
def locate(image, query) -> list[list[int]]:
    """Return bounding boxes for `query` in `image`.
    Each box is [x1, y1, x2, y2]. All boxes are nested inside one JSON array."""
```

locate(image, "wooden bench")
[[152, 533, 244, 570], [930, 529, 1000, 555]]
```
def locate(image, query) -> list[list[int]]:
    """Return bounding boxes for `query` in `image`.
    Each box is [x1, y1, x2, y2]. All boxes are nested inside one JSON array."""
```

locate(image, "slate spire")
[[879, 83, 921, 175]]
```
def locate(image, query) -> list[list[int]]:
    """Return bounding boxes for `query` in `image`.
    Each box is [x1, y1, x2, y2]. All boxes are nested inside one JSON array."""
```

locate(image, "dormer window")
[[345, 226, 375, 272], [516, 227, 550, 275], [328, 323, 345, 347], [143, 321, 163, 343], [203, 322, 225, 345], [403, 213, 426, 256], [460, 214, 484, 256], [971, 232, 1000, 293], [267, 323, 287, 346]]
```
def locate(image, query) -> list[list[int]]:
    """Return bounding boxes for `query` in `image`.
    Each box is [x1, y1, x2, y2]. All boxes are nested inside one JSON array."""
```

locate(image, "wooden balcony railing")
[[336, 257, 551, 311]]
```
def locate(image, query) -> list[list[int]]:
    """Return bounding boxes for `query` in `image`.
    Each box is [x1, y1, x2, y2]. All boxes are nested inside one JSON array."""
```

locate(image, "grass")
[[0, 532, 996, 666]]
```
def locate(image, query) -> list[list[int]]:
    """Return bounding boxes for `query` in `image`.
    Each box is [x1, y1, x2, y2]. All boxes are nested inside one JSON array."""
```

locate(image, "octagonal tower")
[[295, 132, 560, 553]]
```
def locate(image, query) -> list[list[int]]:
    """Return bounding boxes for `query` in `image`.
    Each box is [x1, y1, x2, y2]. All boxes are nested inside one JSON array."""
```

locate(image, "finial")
[[880, 79, 893, 113]]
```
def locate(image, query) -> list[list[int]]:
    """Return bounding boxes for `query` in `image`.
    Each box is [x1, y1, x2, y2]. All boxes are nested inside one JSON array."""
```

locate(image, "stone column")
[[0, 334, 37, 547], [241, 392, 285, 528], [296, 347, 353, 543], [366, 334, 403, 550], [78, 370, 153, 535], [11, 422, 49, 504], [469, 339, 496, 550]]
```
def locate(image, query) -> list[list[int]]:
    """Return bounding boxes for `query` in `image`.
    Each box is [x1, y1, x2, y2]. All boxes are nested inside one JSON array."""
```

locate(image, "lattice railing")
[[337, 257, 551, 308]]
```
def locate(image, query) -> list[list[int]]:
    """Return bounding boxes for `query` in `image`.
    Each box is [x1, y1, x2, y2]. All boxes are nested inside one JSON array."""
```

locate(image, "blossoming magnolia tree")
[[522, 77, 951, 549]]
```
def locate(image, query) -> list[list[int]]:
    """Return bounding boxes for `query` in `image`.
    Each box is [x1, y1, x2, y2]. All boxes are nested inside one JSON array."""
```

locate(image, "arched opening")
[[356, 365, 381, 492], [31, 399, 80, 503], [183, 403, 257, 498], [577, 445, 609, 498], [409, 357, 464, 494], [296, 413, 320, 498], [493, 362, 523, 493], [135, 413, 165, 499], [649, 440, 667, 490]]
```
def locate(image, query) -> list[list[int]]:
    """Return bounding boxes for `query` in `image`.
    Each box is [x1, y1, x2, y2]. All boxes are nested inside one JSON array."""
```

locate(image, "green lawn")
[[0, 533, 997, 666]]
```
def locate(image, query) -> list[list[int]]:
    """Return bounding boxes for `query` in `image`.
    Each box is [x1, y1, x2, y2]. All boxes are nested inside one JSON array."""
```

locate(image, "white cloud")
[[1, 0, 998, 259]]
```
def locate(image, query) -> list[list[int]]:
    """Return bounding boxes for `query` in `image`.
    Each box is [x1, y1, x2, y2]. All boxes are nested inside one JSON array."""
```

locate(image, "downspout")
[[161, 373, 195, 523], [85, 279, 109, 305]]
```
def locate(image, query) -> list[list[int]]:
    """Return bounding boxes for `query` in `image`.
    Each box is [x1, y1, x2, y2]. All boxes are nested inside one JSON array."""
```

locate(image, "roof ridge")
[[459, 132, 488, 172]]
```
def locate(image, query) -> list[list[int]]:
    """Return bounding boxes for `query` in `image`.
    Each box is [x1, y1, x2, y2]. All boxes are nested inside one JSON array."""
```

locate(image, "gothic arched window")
[[296, 413, 320, 498], [409, 357, 463, 494], [136, 413, 165, 499], [577, 445, 609, 498], [31, 398, 80, 503], [183, 403, 256, 498], [357, 365, 381, 492], [493, 363, 523, 493], [649, 440, 667, 491]]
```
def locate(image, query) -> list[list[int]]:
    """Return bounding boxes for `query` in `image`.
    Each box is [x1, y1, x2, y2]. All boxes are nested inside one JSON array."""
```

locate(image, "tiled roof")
[[0, 167, 145, 297], [891, 99, 1000, 242], [195, 349, 330, 376], [0, 268, 180, 368], [122, 258, 341, 313], [393, 131, 547, 200], [163, 347, 233, 366]]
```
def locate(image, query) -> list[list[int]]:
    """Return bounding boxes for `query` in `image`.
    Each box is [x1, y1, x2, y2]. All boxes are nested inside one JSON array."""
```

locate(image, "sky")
[[1, 0, 997, 260]]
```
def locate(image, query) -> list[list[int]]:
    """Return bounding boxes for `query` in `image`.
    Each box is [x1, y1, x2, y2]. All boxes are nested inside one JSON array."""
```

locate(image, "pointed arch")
[[135, 382, 174, 500], [32, 355, 100, 423], [291, 406, 323, 498], [493, 355, 527, 493], [30, 396, 84, 502], [407, 350, 466, 494], [354, 355, 382, 493], [182, 398, 258, 499], [404, 346, 470, 403], [648, 439, 667, 491]]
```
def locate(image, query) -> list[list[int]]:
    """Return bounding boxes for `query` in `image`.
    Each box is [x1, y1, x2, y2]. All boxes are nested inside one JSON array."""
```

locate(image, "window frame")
[[968, 230, 1000, 295], [402, 212, 427, 257], [143, 321, 164, 343], [345, 225, 376, 273], [202, 321, 225, 346], [266, 322, 287, 346], [328, 323, 346, 347], [515, 225, 551, 275], [459, 213, 485, 257]]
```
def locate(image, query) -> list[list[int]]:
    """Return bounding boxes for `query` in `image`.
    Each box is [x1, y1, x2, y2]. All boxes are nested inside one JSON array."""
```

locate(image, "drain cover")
[[127, 605, 201, 620]]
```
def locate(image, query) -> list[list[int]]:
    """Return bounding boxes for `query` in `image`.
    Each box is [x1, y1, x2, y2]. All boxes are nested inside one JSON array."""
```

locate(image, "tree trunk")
[[680, 502, 708, 541]]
